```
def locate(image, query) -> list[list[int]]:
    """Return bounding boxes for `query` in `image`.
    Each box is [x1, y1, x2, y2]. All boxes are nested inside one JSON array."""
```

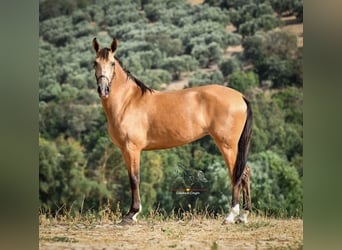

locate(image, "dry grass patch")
[[281, 16, 303, 47], [40, 213, 302, 249]]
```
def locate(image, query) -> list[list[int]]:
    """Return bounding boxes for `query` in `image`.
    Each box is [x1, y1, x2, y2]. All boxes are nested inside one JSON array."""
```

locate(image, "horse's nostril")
[[97, 83, 110, 97]]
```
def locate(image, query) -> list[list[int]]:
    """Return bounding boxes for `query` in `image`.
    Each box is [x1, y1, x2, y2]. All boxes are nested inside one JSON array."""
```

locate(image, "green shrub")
[[242, 30, 302, 87], [219, 56, 242, 77], [188, 71, 224, 87], [249, 151, 303, 218], [228, 71, 258, 93]]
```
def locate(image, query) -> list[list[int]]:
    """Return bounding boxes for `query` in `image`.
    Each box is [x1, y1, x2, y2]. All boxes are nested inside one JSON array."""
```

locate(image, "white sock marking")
[[225, 204, 240, 223], [132, 204, 142, 222]]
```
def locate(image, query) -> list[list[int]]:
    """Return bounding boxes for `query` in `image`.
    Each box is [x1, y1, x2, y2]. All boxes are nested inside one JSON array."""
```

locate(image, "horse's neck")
[[101, 61, 138, 118]]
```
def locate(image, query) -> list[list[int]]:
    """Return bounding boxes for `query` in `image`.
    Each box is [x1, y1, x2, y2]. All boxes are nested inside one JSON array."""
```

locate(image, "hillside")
[[167, 14, 303, 90]]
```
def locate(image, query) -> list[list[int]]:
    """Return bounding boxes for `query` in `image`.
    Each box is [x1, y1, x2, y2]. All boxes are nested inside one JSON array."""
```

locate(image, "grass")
[[211, 241, 219, 250], [39, 207, 303, 250], [40, 236, 78, 243]]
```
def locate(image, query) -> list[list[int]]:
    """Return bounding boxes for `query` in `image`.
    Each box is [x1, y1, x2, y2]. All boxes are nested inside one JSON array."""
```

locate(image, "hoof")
[[118, 217, 137, 226], [222, 219, 236, 225], [237, 212, 249, 224], [222, 210, 249, 225], [222, 216, 238, 225], [222, 216, 247, 225]]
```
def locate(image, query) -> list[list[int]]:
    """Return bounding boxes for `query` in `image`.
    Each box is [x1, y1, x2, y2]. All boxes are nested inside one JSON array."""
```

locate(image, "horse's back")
[[147, 84, 247, 122], [155, 84, 244, 104], [193, 84, 247, 113], [198, 84, 244, 100]]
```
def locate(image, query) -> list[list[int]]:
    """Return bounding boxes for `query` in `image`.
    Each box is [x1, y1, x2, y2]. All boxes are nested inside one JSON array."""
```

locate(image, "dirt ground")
[[39, 215, 303, 250]]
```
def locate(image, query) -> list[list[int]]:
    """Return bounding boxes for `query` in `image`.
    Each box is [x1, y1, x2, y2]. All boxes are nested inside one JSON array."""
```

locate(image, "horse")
[[92, 38, 253, 225]]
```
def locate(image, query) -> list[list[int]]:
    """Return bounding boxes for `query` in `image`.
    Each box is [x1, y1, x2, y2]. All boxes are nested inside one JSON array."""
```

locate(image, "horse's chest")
[[106, 117, 144, 148], [106, 119, 125, 147]]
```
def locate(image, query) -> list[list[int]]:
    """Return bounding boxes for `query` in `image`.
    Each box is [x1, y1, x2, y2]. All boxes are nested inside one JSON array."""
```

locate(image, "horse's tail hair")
[[233, 97, 253, 186]]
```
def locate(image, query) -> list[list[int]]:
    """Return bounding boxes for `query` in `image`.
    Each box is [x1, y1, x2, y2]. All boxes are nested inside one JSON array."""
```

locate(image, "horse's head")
[[92, 38, 118, 98]]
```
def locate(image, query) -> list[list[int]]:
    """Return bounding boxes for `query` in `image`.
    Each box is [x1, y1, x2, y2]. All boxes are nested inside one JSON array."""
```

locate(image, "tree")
[[188, 71, 224, 88], [39, 136, 110, 213], [191, 4, 230, 26], [271, 87, 303, 160], [229, 2, 282, 36], [85, 136, 131, 211], [39, 0, 93, 22], [294, 1, 303, 22], [191, 42, 223, 68], [40, 16, 73, 47], [219, 55, 242, 77], [161, 55, 198, 80], [39, 137, 61, 211], [182, 21, 233, 53], [140, 151, 164, 212], [228, 70, 258, 93], [249, 151, 302, 217], [145, 32, 184, 56], [143, 0, 165, 22], [239, 14, 282, 37], [247, 88, 302, 168], [204, 0, 252, 9], [242, 30, 301, 87], [271, 0, 303, 18], [248, 90, 286, 156], [139, 69, 172, 90]]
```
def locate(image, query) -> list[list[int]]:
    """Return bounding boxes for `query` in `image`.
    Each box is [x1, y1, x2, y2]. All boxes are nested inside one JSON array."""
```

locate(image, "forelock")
[[98, 48, 110, 60]]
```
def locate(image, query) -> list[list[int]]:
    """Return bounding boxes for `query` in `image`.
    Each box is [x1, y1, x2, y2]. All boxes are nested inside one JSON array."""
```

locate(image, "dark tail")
[[233, 97, 253, 186]]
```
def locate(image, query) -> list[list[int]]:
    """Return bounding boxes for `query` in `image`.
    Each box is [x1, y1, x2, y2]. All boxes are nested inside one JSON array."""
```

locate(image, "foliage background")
[[39, 0, 303, 218]]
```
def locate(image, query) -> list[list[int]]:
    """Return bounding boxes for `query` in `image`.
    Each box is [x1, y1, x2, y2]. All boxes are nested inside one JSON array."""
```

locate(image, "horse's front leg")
[[120, 147, 142, 225]]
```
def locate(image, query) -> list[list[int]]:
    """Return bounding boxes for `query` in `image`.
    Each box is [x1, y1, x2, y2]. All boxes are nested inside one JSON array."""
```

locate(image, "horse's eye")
[[93, 61, 97, 68], [111, 62, 115, 67]]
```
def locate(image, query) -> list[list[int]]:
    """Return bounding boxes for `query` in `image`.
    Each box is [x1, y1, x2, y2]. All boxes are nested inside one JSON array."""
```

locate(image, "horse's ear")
[[92, 37, 100, 53], [110, 38, 118, 53]]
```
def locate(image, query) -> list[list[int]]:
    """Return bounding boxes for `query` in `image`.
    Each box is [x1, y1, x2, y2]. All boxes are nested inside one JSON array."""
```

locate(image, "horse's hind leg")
[[212, 141, 241, 224], [213, 139, 250, 224], [239, 165, 251, 223], [225, 181, 241, 224]]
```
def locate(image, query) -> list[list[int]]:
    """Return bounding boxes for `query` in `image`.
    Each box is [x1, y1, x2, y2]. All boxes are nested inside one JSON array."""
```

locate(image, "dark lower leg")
[[232, 184, 240, 208], [120, 148, 142, 225], [125, 174, 141, 219], [241, 166, 251, 211]]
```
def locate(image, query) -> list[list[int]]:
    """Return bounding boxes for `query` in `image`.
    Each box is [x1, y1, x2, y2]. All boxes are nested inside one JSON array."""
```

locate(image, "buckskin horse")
[[92, 38, 253, 225]]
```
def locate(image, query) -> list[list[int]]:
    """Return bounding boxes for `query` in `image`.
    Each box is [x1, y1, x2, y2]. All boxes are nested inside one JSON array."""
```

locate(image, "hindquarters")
[[206, 91, 252, 224], [207, 90, 252, 186]]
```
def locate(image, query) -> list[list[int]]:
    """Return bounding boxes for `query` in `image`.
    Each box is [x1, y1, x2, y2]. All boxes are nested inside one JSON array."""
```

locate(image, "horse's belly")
[[144, 124, 208, 150]]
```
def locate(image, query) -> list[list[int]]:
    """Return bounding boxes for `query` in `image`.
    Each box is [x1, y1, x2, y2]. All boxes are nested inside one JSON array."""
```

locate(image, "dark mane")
[[114, 56, 154, 96]]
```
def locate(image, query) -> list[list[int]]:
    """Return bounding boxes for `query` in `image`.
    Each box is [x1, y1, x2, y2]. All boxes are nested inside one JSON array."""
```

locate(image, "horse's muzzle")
[[97, 82, 110, 98]]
